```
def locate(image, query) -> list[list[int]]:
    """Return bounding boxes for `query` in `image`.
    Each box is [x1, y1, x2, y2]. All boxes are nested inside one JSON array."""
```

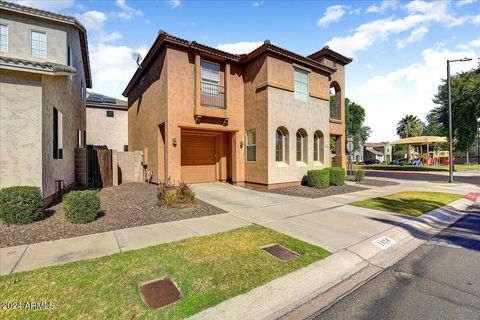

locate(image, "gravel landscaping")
[[0, 183, 225, 248], [253, 184, 367, 199], [357, 179, 400, 187]]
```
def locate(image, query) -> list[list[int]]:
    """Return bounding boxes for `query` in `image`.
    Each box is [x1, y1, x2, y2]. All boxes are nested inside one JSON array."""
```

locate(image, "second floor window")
[[106, 110, 114, 117], [201, 60, 220, 94], [0, 24, 8, 52], [294, 68, 309, 102], [31, 30, 47, 57]]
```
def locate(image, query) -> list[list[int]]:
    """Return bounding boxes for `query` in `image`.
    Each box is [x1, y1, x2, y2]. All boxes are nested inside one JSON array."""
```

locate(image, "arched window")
[[314, 130, 324, 164], [275, 127, 288, 163], [296, 129, 307, 163], [330, 82, 341, 120]]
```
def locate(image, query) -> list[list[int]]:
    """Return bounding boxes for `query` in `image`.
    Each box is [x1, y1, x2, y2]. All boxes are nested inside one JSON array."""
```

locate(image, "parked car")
[[363, 159, 380, 165], [391, 158, 407, 165]]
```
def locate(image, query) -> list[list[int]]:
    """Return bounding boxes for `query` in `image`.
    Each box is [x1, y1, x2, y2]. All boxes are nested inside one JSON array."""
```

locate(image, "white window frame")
[[314, 132, 321, 162], [31, 30, 47, 57], [201, 60, 220, 95], [0, 24, 8, 52], [246, 129, 256, 162], [276, 129, 285, 162], [294, 68, 309, 102]]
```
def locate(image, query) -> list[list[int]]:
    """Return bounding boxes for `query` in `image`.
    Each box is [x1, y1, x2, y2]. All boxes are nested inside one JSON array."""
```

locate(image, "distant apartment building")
[[0, 1, 91, 203], [363, 142, 392, 163], [86, 92, 128, 151], [123, 31, 351, 188]]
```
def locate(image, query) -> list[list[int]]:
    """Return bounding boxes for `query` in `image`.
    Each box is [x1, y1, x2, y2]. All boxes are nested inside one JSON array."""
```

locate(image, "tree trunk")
[[407, 144, 411, 162]]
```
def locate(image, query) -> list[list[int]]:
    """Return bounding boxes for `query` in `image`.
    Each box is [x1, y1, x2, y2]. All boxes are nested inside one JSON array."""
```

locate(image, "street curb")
[[187, 198, 477, 320]]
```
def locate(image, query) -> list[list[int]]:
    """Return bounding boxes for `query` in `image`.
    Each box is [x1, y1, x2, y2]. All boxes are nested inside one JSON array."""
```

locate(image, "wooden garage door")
[[181, 134, 217, 183]]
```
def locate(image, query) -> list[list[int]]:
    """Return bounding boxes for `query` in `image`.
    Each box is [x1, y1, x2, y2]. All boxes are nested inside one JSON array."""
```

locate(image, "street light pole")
[[446, 57, 472, 183]]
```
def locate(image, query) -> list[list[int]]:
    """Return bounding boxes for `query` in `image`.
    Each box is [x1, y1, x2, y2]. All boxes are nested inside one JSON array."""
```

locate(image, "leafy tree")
[[429, 70, 480, 153], [423, 112, 443, 136], [396, 114, 424, 160], [345, 98, 371, 151]]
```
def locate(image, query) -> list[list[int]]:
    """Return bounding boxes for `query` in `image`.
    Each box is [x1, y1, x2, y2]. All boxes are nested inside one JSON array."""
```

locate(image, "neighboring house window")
[[201, 60, 220, 94], [106, 110, 114, 117], [246, 129, 256, 162], [313, 131, 324, 163], [77, 129, 84, 148], [67, 45, 72, 66], [275, 127, 288, 163], [53, 108, 63, 159], [124, 145, 129, 151], [294, 68, 309, 101], [31, 30, 47, 57], [0, 24, 8, 52], [296, 129, 307, 163]]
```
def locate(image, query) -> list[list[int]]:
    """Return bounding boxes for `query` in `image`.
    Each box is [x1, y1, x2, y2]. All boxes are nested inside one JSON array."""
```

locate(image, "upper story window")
[[246, 129, 256, 162], [0, 24, 8, 52], [106, 110, 115, 118], [294, 68, 309, 101], [201, 60, 220, 86], [31, 30, 47, 57], [200, 59, 225, 108]]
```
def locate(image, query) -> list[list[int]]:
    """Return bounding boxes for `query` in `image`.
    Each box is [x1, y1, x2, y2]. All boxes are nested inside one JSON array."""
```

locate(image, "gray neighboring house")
[[0, 1, 91, 203], [86, 92, 128, 151], [363, 142, 392, 163]]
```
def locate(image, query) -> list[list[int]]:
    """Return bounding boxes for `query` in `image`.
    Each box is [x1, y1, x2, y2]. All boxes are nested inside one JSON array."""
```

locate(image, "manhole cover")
[[262, 244, 299, 261], [140, 277, 181, 309], [371, 236, 397, 249]]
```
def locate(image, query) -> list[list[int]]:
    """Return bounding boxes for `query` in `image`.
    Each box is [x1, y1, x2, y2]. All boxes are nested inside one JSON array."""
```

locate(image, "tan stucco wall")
[[86, 107, 128, 150], [0, 70, 43, 189], [0, 12, 67, 65], [267, 87, 330, 184]]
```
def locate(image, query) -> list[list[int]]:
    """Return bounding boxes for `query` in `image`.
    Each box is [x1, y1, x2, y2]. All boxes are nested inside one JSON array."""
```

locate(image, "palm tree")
[[396, 115, 424, 161]]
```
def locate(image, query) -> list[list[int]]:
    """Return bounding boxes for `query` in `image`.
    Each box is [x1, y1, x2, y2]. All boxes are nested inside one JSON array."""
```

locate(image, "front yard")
[[0, 225, 330, 320], [352, 191, 463, 217], [257, 184, 367, 199], [354, 164, 480, 172], [0, 183, 225, 248]]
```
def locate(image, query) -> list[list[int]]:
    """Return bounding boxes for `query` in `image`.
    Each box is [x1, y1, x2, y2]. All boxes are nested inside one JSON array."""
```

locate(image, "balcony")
[[201, 82, 225, 109]]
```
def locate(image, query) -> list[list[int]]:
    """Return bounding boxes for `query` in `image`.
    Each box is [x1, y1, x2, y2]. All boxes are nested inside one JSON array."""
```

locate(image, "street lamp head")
[[448, 57, 473, 63]]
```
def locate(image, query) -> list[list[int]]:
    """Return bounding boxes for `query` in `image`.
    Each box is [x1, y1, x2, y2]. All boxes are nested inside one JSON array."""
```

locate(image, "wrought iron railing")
[[201, 81, 225, 109]]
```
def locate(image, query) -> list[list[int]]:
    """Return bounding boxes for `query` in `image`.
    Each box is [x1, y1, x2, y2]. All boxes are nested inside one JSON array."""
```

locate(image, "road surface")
[[310, 206, 480, 320], [365, 170, 480, 185]]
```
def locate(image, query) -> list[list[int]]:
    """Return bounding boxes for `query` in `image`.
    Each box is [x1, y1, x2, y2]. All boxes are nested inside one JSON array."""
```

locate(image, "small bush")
[[178, 182, 196, 204], [307, 169, 330, 189], [0, 186, 45, 225], [328, 167, 346, 186], [158, 178, 196, 206], [355, 170, 365, 182], [399, 161, 407, 166], [63, 190, 100, 224]]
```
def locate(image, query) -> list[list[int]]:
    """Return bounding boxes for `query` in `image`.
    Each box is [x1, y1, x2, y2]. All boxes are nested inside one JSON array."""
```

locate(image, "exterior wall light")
[[172, 137, 177, 147], [240, 140, 244, 148]]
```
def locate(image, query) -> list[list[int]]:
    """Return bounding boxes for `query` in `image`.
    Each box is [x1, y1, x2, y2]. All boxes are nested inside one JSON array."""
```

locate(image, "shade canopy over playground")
[[390, 136, 447, 146]]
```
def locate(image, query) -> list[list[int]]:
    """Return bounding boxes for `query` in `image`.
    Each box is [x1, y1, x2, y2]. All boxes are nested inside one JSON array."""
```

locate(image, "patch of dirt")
[[0, 183, 225, 248], [357, 179, 400, 187], [252, 184, 368, 199]]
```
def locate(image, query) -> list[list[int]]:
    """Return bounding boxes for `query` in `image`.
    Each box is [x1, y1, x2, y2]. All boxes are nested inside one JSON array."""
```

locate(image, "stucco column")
[[335, 135, 346, 168]]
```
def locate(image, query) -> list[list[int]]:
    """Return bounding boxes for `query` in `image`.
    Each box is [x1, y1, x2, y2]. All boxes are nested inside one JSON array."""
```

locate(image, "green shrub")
[[399, 161, 407, 166], [307, 169, 330, 189], [63, 190, 100, 224], [0, 186, 45, 225], [328, 167, 346, 186], [355, 170, 365, 182]]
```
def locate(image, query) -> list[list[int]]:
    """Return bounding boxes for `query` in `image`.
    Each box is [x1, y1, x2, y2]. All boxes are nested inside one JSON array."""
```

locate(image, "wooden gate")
[[87, 149, 113, 188]]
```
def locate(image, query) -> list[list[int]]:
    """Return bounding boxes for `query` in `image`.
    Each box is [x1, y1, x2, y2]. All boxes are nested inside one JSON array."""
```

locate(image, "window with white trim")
[[246, 129, 256, 162], [275, 127, 289, 163], [0, 24, 8, 52], [296, 129, 307, 163], [201, 60, 220, 94], [31, 30, 47, 57], [313, 131, 324, 163], [294, 68, 309, 101]]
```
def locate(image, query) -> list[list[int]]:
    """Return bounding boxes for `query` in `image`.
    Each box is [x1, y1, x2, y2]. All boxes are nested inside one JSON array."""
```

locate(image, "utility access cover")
[[262, 244, 300, 261], [371, 236, 397, 249], [140, 277, 181, 309]]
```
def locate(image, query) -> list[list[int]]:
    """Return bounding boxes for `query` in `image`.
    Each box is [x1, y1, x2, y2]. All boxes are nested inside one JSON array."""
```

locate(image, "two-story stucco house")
[[123, 31, 351, 188], [0, 1, 91, 203], [86, 92, 128, 151]]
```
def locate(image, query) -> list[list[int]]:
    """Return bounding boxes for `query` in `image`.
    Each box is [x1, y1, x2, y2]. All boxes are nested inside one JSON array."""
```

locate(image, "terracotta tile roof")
[[123, 32, 344, 96], [86, 91, 128, 109], [0, 56, 76, 74], [0, 0, 92, 87], [308, 46, 353, 65]]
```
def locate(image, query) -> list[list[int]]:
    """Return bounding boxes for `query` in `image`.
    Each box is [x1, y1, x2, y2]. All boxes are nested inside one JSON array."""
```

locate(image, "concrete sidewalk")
[[1, 180, 478, 275]]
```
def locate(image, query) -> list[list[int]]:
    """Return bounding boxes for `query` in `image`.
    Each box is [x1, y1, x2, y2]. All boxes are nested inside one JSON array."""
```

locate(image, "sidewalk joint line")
[[10, 244, 29, 274]]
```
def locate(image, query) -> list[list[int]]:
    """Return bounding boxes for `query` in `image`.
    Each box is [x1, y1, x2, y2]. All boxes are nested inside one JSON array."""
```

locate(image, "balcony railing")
[[201, 81, 225, 109]]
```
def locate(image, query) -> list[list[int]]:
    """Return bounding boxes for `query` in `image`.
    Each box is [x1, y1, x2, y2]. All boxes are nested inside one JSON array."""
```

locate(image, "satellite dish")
[[131, 52, 143, 67]]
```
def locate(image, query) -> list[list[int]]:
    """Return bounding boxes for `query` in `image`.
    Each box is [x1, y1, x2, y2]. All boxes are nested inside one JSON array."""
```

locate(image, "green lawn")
[[0, 225, 329, 320], [352, 191, 463, 217], [353, 164, 480, 172]]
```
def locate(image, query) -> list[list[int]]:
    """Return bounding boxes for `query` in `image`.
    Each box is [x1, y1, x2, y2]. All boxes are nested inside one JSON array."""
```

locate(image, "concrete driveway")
[[193, 181, 478, 253]]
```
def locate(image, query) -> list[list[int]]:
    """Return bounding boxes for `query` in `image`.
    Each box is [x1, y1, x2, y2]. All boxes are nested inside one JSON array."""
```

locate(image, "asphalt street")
[[365, 170, 480, 185], [311, 206, 480, 320]]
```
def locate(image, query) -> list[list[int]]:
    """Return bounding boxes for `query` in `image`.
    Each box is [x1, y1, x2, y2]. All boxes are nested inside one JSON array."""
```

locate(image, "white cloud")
[[352, 46, 478, 141], [169, 0, 181, 8], [395, 26, 429, 49], [473, 15, 480, 24], [76, 11, 106, 31], [216, 41, 263, 54], [12, 0, 74, 11], [114, 0, 143, 19], [456, 0, 477, 6], [99, 32, 122, 43], [90, 44, 148, 98], [252, 1, 264, 7], [327, 1, 468, 56], [144, 19, 151, 24], [317, 5, 348, 27], [366, 0, 397, 13]]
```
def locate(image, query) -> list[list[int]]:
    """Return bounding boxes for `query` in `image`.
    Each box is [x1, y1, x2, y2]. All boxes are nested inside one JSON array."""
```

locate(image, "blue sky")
[[12, 0, 480, 141]]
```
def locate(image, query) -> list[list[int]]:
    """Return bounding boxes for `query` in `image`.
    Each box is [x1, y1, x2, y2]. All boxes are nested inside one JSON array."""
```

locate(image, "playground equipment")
[[390, 136, 449, 166]]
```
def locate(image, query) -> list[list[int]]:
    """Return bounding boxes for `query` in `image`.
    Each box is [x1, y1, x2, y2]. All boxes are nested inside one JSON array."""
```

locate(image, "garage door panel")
[[181, 134, 217, 183]]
